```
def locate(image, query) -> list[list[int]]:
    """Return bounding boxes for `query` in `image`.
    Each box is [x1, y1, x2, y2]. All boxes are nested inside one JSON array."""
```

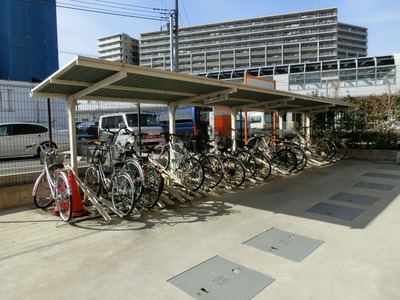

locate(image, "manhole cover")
[[329, 192, 379, 206], [306, 202, 364, 221], [244, 228, 324, 262], [362, 172, 400, 180], [168, 256, 275, 300], [354, 181, 395, 191]]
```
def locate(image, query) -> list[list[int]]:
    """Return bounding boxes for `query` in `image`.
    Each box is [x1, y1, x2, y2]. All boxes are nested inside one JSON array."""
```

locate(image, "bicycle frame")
[[32, 159, 60, 200]]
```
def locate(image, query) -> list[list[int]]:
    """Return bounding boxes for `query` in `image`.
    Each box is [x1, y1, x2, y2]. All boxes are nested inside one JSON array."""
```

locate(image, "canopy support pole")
[[66, 96, 78, 174], [230, 107, 239, 150], [168, 103, 178, 142]]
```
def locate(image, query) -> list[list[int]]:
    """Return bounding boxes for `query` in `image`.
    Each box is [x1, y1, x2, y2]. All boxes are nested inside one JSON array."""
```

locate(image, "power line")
[[180, 0, 190, 26], [16, 0, 171, 21]]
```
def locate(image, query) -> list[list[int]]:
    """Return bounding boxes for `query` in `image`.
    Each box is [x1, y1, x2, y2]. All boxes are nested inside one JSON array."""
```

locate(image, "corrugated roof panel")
[[31, 56, 356, 112]]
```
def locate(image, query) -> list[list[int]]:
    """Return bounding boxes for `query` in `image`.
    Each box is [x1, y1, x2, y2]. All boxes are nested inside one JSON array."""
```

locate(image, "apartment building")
[[98, 33, 139, 65], [139, 7, 367, 74]]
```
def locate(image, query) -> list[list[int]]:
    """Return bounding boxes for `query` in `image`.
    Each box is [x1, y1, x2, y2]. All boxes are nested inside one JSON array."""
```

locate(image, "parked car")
[[0, 122, 69, 159], [154, 106, 212, 151], [98, 112, 165, 150], [76, 121, 99, 138]]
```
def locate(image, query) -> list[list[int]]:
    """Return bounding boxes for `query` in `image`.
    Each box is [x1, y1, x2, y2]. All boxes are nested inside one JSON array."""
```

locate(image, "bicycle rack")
[[149, 157, 204, 204], [65, 166, 129, 223]]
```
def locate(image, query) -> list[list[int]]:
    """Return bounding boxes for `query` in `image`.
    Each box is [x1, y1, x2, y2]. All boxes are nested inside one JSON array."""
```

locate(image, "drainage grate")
[[354, 181, 395, 191], [329, 192, 379, 206], [306, 202, 364, 221], [362, 172, 400, 180], [243, 228, 324, 262], [168, 256, 275, 300]]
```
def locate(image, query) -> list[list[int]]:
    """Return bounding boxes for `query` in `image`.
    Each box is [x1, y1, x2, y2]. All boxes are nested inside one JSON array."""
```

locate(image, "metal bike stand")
[[66, 167, 126, 223], [149, 158, 203, 203]]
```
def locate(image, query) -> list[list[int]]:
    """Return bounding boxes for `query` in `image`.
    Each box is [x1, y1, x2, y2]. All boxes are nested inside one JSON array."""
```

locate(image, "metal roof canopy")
[[31, 56, 355, 171]]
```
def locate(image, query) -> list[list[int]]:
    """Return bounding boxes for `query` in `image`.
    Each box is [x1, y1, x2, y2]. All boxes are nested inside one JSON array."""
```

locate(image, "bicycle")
[[84, 140, 136, 217], [114, 127, 165, 209], [284, 129, 331, 162], [171, 130, 224, 190], [31, 144, 72, 222], [204, 138, 247, 187], [150, 133, 205, 192], [214, 129, 259, 179], [246, 132, 298, 173]]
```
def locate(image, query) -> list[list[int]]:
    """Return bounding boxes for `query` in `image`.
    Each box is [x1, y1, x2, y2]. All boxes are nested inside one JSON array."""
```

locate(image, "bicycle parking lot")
[[1, 158, 399, 300]]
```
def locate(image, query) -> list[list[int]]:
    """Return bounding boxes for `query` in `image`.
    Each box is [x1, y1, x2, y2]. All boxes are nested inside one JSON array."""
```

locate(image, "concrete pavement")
[[1, 158, 400, 300]]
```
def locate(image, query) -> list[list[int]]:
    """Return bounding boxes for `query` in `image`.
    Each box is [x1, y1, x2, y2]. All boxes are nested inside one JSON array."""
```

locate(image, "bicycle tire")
[[139, 166, 163, 209], [33, 171, 54, 208], [334, 141, 347, 160], [235, 150, 257, 178], [200, 154, 224, 189], [151, 145, 170, 170], [311, 140, 330, 161], [123, 159, 145, 202], [180, 157, 204, 191], [84, 166, 100, 197], [275, 148, 297, 172], [324, 139, 337, 160], [56, 171, 72, 222], [221, 156, 246, 187], [288, 143, 307, 172], [111, 171, 136, 217], [253, 152, 272, 180]]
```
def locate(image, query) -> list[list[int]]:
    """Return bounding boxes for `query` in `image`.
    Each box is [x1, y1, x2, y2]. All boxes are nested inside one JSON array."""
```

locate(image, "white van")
[[246, 111, 273, 135], [98, 112, 165, 149]]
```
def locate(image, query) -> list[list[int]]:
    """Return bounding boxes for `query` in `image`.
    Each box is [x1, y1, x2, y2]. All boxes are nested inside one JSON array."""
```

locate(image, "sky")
[[56, 0, 400, 67]]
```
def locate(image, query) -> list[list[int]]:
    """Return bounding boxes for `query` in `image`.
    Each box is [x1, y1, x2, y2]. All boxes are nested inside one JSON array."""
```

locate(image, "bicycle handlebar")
[[26, 143, 57, 156]]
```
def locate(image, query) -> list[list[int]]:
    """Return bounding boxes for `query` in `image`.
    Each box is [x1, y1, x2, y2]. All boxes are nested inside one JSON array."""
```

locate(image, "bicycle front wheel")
[[334, 141, 347, 160], [180, 157, 204, 191], [288, 144, 307, 172], [56, 171, 72, 222], [222, 156, 246, 187], [33, 171, 54, 208], [311, 140, 330, 161], [253, 152, 272, 180], [123, 159, 144, 202], [139, 167, 163, 209], [150, 145, 170, 170], [275, 148, 297, 172], [111, 171, 136, 217], [200, 154, 224, 189], [235, 150, 257, 178], [324, 139, 337, 160]]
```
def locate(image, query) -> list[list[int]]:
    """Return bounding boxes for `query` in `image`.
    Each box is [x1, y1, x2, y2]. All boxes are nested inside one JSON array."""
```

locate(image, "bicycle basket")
[[40, 152, 65, 165], [87, 149, 106, 164]]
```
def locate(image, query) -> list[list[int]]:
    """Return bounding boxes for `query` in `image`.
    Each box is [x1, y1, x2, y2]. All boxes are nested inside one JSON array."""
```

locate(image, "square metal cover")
[[329, 192, 379, 206], [354, 181, 395, 191], [378, 165, 400, 171], [362, 172, 400, 180], [243, 228, 324, 262], [168, 256, 275, 300], [306, 202, 364, 221]]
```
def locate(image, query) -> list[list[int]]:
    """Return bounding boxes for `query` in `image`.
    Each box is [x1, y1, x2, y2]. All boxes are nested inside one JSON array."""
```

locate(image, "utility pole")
[[169, 0, 179, 72]]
